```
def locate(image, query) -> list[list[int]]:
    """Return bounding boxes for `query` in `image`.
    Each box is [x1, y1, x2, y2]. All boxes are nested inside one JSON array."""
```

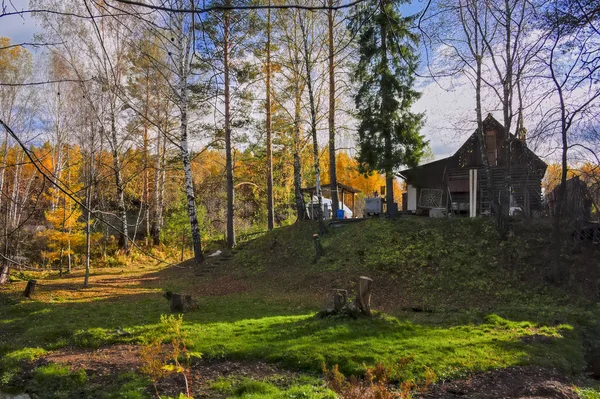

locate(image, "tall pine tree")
[[351, 0, 426, 214]]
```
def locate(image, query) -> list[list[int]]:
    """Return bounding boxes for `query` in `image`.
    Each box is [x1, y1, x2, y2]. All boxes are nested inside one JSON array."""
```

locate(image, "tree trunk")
[[467, 0, 497, 217], [51, 95, 63, 212], [301, 17, 324, 233], [23, 280, 36, 298], [0, 263, 8, 285], [292, 27, 305, 223], [266, 3, 274, 231], [110, 110, 129, 253], [499, 0, 514, 237], [356, 276, 373, 316], [84, 184, 92, 287], [175, 11, 204, 266], [10, 151, 23, 227], [224, 1, 236, 248], [475, 75, 496, 217], [328, 0, 339, 219], [0, 130, 8, 212], [180, 90, 204, 265], [293, 80, 305, 221], [551, 76, 569, 283], [1, 201, 7, 284], [66, 145, 72, 273], [143, 72, 151, 244], [152, 118, 166, 245], [379, 0, 395, 215]]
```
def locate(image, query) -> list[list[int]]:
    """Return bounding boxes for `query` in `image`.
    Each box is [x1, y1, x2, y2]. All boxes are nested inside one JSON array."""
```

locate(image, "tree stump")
[[313, 234, 323, 262], [164, 291, 199, 313], [170, 293, 185, 313], [332, 289, 348, 312], [318, 277, 373, 318], [356, 276, 373, 316], [23, 280, 37, 298]]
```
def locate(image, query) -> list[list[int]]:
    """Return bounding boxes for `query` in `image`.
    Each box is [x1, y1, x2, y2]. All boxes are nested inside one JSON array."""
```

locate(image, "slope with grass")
[[0, 217, 599, 398]]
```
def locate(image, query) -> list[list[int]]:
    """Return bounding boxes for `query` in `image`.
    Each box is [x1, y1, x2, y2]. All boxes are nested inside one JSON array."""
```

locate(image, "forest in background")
[[0, 0, 599, 285]]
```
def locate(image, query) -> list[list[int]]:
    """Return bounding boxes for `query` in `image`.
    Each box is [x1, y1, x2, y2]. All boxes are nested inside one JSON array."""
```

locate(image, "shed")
[[301, 182, 361, 219]]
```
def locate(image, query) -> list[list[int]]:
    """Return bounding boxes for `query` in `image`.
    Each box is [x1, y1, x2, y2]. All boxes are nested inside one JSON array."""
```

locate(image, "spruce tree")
[[351, 0, 426, 214]]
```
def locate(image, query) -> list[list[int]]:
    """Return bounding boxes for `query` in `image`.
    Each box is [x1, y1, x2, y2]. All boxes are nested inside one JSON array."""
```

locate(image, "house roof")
[[398, 114, 546, 180], [397, 157, 452, 181], [301, 182, 361, 194]]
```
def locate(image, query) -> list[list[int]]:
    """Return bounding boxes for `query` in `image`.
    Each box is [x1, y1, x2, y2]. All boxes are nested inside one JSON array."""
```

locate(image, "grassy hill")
[[1, 217, 599, 398], [229, 217, 598, 311]]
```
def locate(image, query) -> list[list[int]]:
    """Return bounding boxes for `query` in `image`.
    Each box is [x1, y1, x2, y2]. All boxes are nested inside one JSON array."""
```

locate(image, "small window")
[[486, 131, 497, 166]]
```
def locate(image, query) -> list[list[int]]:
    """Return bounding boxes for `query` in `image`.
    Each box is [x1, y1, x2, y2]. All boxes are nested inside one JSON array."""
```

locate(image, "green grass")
[[0, 296, 588, 384], [0, 217, 598, 397], [184, 311, 584, 380], [27, 363, 87, 398], [577, 386, 600, 399], [210, 377, 336, 399]]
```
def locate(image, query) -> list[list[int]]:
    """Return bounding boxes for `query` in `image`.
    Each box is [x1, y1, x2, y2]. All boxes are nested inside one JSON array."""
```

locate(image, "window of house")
[[486, 131, 497, 166]]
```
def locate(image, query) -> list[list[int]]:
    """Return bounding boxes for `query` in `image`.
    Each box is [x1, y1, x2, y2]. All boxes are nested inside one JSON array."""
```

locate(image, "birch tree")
[[274, 7, 307, 221], [299, 8, 326, 232], [168, 0, 205, 264]]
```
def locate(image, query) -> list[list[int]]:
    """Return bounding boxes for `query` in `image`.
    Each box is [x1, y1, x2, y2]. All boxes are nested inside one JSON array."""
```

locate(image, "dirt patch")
[[422, 366, 578, 398], [44, 345, 142, 377], [196, 275, 249, 296], [41, 345, 303, 398], [37, 348, 587, 398]]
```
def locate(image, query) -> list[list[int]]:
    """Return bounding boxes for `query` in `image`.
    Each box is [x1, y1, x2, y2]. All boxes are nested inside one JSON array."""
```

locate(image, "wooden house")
[[398, 114, 547, 216]]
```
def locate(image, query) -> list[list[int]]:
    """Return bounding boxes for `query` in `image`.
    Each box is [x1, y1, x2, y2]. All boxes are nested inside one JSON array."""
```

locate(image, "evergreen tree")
[[351, 0, 426, 214]]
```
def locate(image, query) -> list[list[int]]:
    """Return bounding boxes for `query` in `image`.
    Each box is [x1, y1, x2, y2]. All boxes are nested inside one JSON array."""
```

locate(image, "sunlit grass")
[[0, 218, 598, 397], [0, 287, 585, 384]]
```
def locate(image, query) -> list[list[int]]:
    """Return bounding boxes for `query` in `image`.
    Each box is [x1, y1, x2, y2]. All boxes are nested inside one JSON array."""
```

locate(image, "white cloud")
[[0, 1, 41, 45], [413, 74, 479, 160]]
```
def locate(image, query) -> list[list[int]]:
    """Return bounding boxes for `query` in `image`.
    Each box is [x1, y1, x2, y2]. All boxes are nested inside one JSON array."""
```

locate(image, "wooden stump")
[[313, 234, 323, 262], [164, 291, 199, 313], [318, 277, 373, 319], [23, 279, 37, 298], [332, 289, 348, 312], [170, 293, 185, 313], [356, 276, 373, 316]]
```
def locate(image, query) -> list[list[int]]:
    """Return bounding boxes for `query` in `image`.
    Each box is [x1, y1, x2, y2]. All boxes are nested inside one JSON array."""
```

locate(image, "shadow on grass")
[[0, 261, 590, 384], [185, 311, 583, 380]]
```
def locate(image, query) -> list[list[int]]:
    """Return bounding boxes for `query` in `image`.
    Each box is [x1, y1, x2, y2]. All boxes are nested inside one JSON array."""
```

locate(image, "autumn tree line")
[[0, 0, 598, 284], [1, 1, 406, 283]]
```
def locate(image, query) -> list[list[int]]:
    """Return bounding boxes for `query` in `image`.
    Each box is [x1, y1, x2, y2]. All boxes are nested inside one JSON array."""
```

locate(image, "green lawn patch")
[[210, 376, 336, 399], [0, 217, 598, 397]]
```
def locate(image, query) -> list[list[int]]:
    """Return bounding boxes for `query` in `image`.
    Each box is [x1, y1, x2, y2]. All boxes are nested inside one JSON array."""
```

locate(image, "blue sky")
[[0, 0, 431, 44], [0, 1, 39, 44]]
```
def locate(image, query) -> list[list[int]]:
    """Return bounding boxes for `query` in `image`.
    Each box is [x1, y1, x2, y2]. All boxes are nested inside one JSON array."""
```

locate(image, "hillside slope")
[[223, 217, 599, 314]]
